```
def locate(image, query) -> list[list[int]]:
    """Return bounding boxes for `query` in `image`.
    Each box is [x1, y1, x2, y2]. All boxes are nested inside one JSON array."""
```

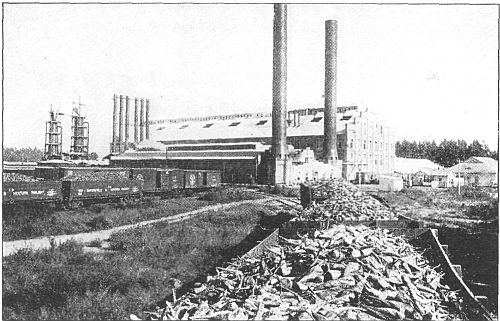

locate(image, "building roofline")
[[148, 106, 359, 125]]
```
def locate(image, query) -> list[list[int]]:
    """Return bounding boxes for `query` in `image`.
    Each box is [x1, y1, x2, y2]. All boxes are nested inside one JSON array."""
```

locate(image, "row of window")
[[347, 139, 393, 151], [157, 116, 335, 131]]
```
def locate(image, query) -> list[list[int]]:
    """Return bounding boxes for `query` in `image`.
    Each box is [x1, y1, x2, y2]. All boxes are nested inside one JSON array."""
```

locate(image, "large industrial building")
[[111, 106, 396, 183], [109, 5, 396, 185]]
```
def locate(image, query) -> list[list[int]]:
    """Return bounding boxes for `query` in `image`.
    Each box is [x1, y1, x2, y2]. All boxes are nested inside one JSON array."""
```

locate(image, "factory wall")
[[342, 114, 395, 181]]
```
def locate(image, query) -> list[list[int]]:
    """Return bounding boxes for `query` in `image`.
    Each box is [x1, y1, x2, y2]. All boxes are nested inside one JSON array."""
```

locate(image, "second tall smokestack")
[[323, 20, 338, 161], [271, 3, 288, 159]]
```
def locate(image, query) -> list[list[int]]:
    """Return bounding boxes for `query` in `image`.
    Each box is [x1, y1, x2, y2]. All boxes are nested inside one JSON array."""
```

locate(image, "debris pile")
[[297, 179, 396, 221], [3, 172, 40, 182], [141, 225, 456, 320]]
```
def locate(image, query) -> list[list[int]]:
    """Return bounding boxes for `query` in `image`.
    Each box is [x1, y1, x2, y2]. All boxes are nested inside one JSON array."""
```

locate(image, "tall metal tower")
[[69, 98, 89, 160], [43, 107, 63, 160]]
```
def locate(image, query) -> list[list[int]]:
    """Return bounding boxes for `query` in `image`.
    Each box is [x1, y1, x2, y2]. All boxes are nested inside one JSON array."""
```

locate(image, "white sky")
[[3, 3, 498, 157]]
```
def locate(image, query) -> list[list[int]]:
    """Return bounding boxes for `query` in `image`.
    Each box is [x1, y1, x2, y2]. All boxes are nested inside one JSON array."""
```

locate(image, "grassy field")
[[2, 201, 291, 320], [2, 187, 260, 241], [370, 185, 498, 314]]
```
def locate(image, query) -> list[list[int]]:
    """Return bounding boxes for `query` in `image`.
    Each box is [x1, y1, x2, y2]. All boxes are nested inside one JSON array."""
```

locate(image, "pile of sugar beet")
[[133, 180, 462, 320]]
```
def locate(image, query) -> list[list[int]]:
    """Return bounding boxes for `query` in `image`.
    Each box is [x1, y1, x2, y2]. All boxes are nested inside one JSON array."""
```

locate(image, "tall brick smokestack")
[[140, 98, 145, 142], [323, 20, 338, 161], [118, 95, 124, 153], [134, 98, 139, 144], [145, 99, 150, 140], [125, 96, 130, 150], [271, 3, 288, 159], [112, 94, 118, 152]]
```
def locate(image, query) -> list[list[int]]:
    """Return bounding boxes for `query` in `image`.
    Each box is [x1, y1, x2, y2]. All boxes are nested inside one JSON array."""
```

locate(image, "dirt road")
[[3, 198, 291, 257]]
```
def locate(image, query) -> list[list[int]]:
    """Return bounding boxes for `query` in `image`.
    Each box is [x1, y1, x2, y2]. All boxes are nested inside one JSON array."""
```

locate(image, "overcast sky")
[[3, 3, 498, 157]]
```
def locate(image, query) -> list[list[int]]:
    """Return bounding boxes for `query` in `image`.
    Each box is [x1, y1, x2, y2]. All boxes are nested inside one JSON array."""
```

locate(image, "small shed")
[[450, 157, 498, 187], [429, 169, 455, 188]]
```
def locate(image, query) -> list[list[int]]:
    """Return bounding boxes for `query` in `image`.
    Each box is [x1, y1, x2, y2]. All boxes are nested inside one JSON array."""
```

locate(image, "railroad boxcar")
[[201, 170, 222, 188], [129, 168, 158, 191], [183, 170, 204, 189], [3, 181, 63, 203], [61, 179, 142, 207], [157, 169, 185, 191]]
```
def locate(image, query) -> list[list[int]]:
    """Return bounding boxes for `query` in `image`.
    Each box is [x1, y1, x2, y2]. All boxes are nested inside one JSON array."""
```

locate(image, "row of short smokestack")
[[112, 94, 150, 153]]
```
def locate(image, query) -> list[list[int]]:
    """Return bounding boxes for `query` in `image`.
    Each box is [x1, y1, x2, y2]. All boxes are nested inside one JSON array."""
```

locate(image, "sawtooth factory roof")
[[142, 107, 384, 149]]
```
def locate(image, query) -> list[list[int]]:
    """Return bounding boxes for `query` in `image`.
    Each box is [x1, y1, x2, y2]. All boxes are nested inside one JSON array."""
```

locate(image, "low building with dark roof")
[[110, 106, 396, 183]]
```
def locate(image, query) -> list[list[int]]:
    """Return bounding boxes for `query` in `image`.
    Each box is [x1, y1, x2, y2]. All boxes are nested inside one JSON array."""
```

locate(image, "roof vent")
[[156, 126, 165, 131], [311, 117, 323, 122], [229, 122, 241, 127], [256, 120, 268, 125], [179, 124, 189, 129], [203, 123, 214, 128]]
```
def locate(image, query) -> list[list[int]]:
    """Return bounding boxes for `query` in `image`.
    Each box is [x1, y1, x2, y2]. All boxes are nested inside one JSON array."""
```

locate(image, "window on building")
[[203, 123, 214, 128], [311, 117, 323, 122], [350, 139, 353, 148], [179, 124, 189, 129], [363, 141, 366, 149], [287, 119, 293, 126], [229, 122, 241, 127], [341, 115, 352, 121], [256, 120, 268, 125]]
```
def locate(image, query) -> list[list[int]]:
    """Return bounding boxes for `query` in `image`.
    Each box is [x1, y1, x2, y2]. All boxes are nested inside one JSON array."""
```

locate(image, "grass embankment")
[[3, 201, 291, 320], [2, 187, 260, 241], [371, 185, 498, 314]]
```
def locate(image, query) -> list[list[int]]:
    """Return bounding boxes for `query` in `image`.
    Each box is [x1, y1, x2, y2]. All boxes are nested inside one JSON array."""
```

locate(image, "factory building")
[[111, 105, 395, 182], [109, 8, 396, 184]]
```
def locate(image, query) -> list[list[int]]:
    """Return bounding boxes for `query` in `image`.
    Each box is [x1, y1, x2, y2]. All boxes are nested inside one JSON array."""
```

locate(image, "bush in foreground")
[[3, 203, 264, 320]]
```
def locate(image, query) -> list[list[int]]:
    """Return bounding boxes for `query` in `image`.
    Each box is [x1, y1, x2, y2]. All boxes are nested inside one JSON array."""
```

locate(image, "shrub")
[[86, 215, 112, 230]]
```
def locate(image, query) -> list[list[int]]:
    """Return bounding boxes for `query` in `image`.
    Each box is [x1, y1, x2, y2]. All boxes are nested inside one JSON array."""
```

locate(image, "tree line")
[[3, 147, 99, 162], [396, 139, 498, 168]]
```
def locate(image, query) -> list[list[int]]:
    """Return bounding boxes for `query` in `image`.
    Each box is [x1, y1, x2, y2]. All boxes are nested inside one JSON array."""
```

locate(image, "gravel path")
[[3, 198, 279, 257]]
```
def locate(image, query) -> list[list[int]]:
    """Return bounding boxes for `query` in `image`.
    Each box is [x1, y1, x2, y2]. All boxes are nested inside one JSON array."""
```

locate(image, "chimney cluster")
[[111, 94, 150, 153]]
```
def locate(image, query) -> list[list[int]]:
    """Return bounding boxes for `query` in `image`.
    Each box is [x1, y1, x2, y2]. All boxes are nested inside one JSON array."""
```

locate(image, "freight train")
[[3, 167, 221, 208]]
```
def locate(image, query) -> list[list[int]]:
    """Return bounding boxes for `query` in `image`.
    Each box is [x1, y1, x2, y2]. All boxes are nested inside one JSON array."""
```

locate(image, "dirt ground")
[[365, 185, 498, 314]]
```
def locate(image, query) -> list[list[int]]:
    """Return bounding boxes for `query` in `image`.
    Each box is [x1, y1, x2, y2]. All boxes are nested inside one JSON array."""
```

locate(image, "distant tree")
[[395, 139, 497, 167], [3, 147, 44, 162], [88, 152, 99, 160]]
